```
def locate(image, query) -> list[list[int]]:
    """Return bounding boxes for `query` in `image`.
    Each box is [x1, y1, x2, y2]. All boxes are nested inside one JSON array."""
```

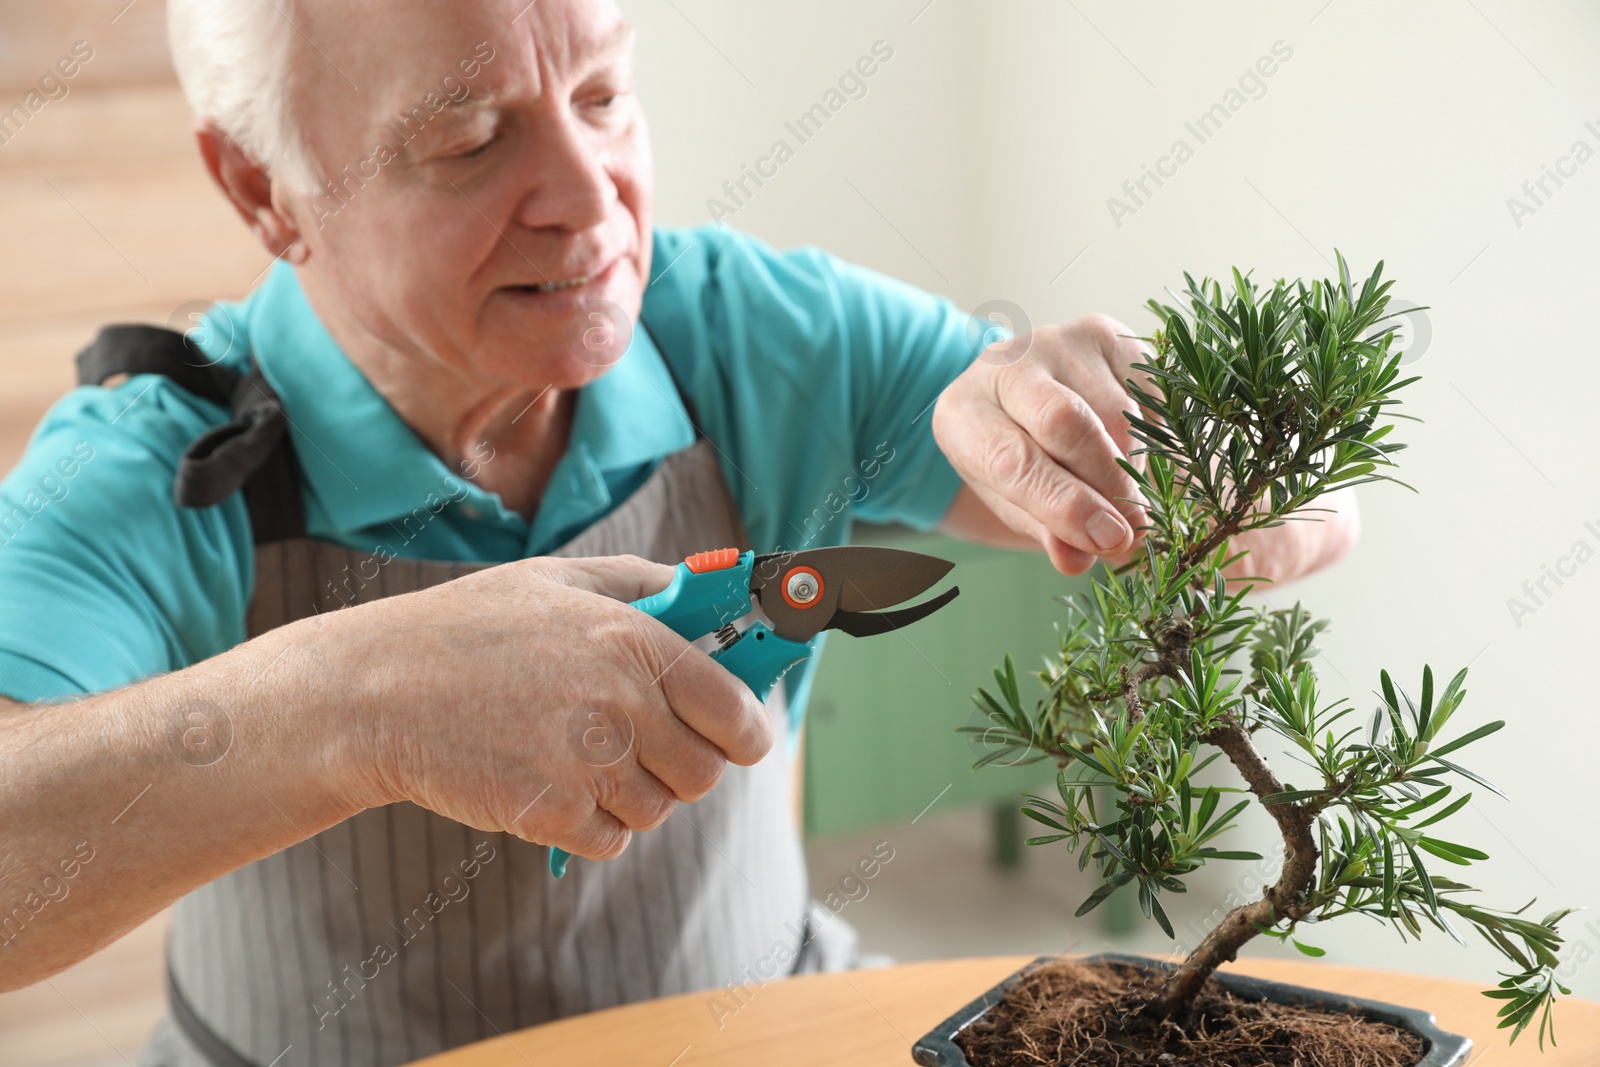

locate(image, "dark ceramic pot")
[[913, 953, 1472, 1067]]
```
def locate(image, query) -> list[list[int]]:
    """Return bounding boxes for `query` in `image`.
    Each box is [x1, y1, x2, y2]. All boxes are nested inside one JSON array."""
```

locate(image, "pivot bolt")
[[784, 567, 822, 607]]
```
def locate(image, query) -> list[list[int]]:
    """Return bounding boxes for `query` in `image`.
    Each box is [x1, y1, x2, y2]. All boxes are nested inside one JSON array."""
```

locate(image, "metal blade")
[[830, 585, 961, 637], [753, 546, 953, 610], [750, 546, 957, 644]]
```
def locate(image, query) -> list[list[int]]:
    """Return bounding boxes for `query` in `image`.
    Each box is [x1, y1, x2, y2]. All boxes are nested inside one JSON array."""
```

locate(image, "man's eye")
[[455, 134, 498, 159], [585, 89, 630, 112]]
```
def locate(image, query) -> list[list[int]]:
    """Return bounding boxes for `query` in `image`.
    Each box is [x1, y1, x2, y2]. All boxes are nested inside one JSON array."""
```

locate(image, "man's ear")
[[195, 122, 310, 265]]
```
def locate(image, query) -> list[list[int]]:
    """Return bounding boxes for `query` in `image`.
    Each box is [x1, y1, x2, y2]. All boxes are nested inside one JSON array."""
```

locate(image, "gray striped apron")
[[71, 328, 836, 1067]]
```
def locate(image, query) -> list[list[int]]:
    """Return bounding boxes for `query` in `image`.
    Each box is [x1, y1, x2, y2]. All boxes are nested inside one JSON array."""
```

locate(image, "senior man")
[[0, 1, 1357, 1065]]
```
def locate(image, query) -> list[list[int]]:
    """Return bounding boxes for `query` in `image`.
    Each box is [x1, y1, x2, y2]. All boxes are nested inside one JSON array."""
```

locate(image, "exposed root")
[[956, 960, 1424, 1067]]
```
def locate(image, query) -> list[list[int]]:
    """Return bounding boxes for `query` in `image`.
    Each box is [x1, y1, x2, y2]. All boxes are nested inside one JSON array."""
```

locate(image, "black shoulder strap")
[[75, 325, 306, 544], [76, 324, 241, 406], [80, 320, 695, 545]]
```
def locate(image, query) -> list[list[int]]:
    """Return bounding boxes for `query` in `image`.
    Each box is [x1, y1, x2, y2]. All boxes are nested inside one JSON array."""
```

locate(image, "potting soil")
[[956, 958, 1424, 1067]]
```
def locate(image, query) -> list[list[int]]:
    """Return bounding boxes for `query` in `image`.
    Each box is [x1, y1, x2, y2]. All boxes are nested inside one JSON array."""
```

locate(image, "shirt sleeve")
[[0, 378, 254, 702], [824, 253, 983, 529], [644, 227, 985, 556]]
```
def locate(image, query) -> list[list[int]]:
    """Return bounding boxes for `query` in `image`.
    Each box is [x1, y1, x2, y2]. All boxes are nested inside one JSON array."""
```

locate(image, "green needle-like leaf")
[[959, 255, 1568, 1030]]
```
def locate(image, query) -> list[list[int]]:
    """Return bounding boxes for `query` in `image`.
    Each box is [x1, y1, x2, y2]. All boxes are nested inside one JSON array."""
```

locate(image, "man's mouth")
[[507, 257, 622, 296], [515, 275, 594, 293]]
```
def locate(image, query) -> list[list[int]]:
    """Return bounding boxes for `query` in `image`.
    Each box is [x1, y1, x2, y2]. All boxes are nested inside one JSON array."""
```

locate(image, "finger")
[[528, 554, 678, 603], [970, 485, 1098, 576], [1078, 315, 1157, 472], [949, 396, 1133, 557], [997, 363, 1147, 531], [591, 763, 678, 833], [1060, 340, 1145, 469], [506, 793, 633, 860], [647, 636, 775, 767], [632, 713, 727, 802], [561, 811, 633, 861], [1044, 536, 1098, 576]]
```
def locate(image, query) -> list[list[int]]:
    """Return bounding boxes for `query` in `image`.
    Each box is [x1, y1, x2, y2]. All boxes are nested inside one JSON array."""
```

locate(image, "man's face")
[[283, 0, 652, 390]]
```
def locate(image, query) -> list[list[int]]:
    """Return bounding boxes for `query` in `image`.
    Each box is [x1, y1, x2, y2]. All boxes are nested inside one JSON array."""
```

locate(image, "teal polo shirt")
[[0, 226, 983, 728]]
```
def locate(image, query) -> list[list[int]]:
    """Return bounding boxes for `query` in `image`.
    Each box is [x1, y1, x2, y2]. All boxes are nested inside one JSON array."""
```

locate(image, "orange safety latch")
[[683, 547, 741, 573]]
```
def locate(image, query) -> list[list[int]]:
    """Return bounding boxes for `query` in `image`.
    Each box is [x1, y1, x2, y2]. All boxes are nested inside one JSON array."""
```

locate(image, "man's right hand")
[[300, 554, 775, 862], [1, 553, 767, 990]]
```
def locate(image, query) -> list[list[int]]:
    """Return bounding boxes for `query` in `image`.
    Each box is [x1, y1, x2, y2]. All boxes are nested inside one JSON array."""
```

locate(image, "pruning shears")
[[548, 544, 960, 877]]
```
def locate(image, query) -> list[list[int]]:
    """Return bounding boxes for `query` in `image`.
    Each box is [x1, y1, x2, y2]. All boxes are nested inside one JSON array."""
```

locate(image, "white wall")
[[629, 0, 1600, 999], [627, 0, 988, 308]]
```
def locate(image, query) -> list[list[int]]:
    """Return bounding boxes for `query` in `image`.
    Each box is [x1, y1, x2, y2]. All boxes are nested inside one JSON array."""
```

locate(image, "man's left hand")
[[933, 313, 1150, 576]]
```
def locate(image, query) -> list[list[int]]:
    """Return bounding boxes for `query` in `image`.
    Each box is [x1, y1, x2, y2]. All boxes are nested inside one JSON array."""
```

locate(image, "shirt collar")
[[565, 315, 694, 476], [527, 314, 695, 551], [217, 261, 695, 543]]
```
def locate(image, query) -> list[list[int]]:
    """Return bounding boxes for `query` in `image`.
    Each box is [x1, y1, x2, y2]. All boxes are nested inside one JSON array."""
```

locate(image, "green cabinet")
[[801, 527, 1090, 837]]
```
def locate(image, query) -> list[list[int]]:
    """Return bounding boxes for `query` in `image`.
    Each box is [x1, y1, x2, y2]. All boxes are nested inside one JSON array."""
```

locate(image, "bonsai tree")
[[966, 256, 1571, 1046]]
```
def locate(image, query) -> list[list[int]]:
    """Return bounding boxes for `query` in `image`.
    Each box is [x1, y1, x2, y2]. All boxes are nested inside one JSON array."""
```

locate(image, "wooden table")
[[411, 955, 1600, 1067]]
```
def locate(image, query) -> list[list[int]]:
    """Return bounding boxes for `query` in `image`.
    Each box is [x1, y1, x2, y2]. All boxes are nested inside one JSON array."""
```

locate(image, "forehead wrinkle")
[[376, 47, 522, 137], [523, 11, 633, 80], [369, 10, 634, 133], [594, 21, 636, 59], [568, 19, 634, 73], [386, 89, 503, 130]]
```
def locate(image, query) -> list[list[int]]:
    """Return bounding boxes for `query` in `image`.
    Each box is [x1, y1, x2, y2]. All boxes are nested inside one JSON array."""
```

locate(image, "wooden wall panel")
[[0, 0, 173, 93], [0, 84, 271, 474]]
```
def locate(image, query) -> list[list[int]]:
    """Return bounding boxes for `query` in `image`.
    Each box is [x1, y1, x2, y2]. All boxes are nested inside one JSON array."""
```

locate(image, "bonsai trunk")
[[1151, 715, 1321, 1020], [1128, 483, 1324, 1021]]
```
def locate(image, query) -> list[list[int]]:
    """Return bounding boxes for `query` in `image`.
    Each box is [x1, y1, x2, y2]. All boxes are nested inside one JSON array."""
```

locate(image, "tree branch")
[[1120, 662, 1168, 723], [1154, 714, 1320, 1018], [1179, 469, 1273, 573]]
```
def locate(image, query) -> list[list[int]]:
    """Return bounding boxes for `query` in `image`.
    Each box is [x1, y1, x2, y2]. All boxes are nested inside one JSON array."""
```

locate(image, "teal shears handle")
[[548, 549, 812, 877]]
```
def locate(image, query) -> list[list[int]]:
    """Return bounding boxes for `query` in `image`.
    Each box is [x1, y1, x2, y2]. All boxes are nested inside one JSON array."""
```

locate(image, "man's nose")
[[512, 114, 614, 234]]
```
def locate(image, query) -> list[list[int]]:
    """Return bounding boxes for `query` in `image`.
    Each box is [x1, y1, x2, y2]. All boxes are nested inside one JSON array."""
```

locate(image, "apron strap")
[[73, 318, 697, 548], [76, 324, 242, 406], [178, 368, 306, 543], [167, 966, 262, 1067], [74, 325, 307, 544]]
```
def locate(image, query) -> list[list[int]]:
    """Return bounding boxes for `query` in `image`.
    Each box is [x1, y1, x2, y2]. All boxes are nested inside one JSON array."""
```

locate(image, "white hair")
[[166, 0, 322, 194]]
